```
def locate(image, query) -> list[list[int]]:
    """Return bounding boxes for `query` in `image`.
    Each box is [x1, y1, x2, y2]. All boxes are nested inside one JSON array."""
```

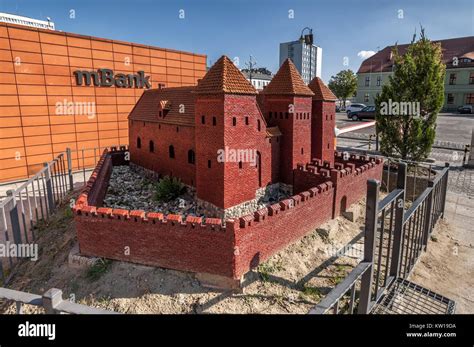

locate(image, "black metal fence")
[[310, 162, 451, 314]]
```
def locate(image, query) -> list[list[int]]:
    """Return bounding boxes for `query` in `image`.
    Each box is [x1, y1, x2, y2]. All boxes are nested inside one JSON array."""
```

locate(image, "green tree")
[[375, 28, 445, 161], [328, 69, 357, 109]]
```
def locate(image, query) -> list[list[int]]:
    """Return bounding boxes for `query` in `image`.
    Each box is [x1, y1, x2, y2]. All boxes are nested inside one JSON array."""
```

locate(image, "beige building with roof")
[[355, 36, 474, 111]]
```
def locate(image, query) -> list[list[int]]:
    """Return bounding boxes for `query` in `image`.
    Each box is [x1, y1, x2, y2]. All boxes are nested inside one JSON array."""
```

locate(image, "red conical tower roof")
[[262, 59, 314, 96], [195, 56, 257, 95], [308, 77, 337, 101]]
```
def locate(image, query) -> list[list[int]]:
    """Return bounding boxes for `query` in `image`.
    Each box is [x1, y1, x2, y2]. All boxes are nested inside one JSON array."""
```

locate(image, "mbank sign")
[[73, 69, 151, 88]]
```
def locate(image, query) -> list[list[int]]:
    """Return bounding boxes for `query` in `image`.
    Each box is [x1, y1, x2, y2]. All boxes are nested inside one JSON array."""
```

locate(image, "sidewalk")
[[409, 174, 474, 313]]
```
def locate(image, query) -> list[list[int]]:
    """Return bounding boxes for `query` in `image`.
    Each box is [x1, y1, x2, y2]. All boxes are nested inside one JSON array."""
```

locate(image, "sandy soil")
[[408, 219, 474, 313], [2, 191, 470, 314], [0, 197, 366, 314]]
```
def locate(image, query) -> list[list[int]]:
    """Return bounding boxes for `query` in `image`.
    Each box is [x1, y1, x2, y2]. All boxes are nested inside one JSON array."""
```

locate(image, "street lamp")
[[299, 27, 314, 83]]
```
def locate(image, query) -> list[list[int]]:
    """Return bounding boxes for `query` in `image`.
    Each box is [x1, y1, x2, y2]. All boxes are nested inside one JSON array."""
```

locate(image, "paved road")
[[336, 112, 474, 144]]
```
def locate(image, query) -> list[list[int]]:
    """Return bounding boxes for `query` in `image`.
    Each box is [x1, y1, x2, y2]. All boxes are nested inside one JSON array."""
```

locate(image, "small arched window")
[[232, 117, 236, 126], [169, 145, 175, 159], [137, 137, 141, 149], [257, 120, 261, 131], [149, 140, 154, 153], [188, 149, 195, 164]]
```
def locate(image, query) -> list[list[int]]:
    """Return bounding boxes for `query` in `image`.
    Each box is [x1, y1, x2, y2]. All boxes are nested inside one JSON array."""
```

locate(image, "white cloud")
[[357, 50, 376, 60]]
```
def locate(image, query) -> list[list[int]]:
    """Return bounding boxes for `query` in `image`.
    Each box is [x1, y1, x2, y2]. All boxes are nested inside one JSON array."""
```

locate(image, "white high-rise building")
[[280, 40, 322, 84]]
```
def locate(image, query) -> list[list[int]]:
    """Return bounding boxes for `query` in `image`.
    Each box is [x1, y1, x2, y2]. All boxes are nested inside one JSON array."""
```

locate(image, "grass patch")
[[153, 176, 185, 202], [257, 260, 284, 282], [300, 285, 322, 301], [329, 264, 349, 286], [86, 258, 112, 281]]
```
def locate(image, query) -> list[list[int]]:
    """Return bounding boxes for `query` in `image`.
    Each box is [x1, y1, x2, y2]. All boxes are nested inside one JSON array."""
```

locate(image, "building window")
[[149, 140, 154, 153], [137, 137, 141, 149], [449, 73, 456, 85], [364, 93, 370, 102], [188, 150, 195, 164], [447, 93, 454, 104], [301, 148, 304, 155], [257, 120, 261, 131], [245, 116, 249, 125], [169, 145, 175, 159], [207, 160, 211, 168], [176, 127, 179, 132], [159, 111, 162, 117], [467, 93, 474, 104], [238, 161, 243, 169], [232, 117, 236, 126], [213, 116, 217, 126], [365, 76, 370, 87], [376, 76, 381, 86], [269, 111, 272, 118], [470, 72, 474, 84], [201, 115, 205, 124], [285, 112, 289, 119]]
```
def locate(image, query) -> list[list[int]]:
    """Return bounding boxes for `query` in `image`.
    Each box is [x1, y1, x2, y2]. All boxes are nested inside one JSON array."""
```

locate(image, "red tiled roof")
[[128, 86, 195, 126], [195, 55, 257, 94], [262, 59, 314, 96], [357, 36, 474, 73], [308, 77, 336, 101]]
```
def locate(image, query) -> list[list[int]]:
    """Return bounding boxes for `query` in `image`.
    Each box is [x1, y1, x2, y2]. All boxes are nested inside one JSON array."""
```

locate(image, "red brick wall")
[[194, 94, 225, 207], [194, 94, 271, 209], [232, 182, 335, 277], [75, 209, 236, 277], [73, 149, 384, 280], [261, 95, 312, 185], [129, 120, 196, 186], [312, 100, 335, 165]]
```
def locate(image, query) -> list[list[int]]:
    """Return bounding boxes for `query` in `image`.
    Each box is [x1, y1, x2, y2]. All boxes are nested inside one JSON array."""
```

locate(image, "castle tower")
[[194, 56, 266, 213], [261, 59, 314, 185], [308, 77, 337, 166]]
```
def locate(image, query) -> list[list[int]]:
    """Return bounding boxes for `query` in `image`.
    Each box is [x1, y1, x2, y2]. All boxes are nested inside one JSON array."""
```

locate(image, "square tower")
[[260, 59, 314, 185], [308, 77, 337, 166]]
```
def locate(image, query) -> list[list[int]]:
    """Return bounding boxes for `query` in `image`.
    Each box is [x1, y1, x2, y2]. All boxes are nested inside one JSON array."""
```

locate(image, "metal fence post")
[[42, 288, 63, 314], [43, 163, 55, 213], [422, 181, 434, 251], [358, 179, 380, 314], [66, 148, 74, 191], [6, 190, 22, 245], [441, 162, 449, 218], [389, 162, 407, 278]]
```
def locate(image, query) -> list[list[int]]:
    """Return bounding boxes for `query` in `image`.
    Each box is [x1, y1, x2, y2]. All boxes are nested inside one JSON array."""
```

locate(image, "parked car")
[[346, 103, 366, 117], [458, 105, 473, 114], [349, 105, 376, 121]]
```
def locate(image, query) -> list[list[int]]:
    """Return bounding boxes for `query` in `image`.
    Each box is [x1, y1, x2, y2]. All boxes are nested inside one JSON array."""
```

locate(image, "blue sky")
[[1, 0, 473, 82]]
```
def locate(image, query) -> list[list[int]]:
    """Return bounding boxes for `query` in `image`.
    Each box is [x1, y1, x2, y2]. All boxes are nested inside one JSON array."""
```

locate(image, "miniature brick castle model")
[[127, 56, 339, 218], [73, 56, 383, 288]]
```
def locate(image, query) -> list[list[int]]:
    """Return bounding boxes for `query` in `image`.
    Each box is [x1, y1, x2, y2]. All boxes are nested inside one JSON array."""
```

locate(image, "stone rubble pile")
[[103, 165, 291, 219]]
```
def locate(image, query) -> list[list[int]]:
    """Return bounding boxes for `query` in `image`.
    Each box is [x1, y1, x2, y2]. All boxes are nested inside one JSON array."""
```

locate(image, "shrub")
[[154, 176, 185, 202]]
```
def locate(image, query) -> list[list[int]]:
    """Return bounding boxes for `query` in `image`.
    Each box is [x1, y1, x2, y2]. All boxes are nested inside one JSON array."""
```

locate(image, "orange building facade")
[[0, 22, 207, 182]]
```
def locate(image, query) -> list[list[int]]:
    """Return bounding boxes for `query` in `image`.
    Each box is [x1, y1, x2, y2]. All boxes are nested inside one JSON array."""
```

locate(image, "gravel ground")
[[103, 165, 290, 218]]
